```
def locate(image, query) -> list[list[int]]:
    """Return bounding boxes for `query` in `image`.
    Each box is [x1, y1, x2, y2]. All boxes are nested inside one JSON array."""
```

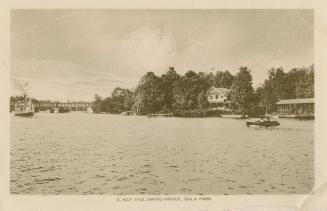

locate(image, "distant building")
[[276, 98, 314, 116], [207, 87, 231, 110]]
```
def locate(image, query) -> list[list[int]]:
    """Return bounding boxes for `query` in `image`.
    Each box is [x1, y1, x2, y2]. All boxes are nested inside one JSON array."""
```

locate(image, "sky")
[[11, 10, 314, 101]]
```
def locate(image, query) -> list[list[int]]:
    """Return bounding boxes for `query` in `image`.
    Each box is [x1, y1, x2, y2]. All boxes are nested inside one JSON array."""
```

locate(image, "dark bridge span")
[[34, 102, 92, 111]]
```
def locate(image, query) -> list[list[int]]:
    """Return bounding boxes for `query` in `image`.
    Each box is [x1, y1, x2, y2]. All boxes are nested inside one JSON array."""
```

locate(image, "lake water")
[[10, 112, 314, 195]]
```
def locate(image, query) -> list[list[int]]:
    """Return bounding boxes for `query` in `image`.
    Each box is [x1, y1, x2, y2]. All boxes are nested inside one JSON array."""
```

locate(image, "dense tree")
[[86, 64, 314, 116], [102, 97, 113, 113], [202, 71, 215, 86], [294, 66, 314, 98], [93, 94, 104, 113], [171, 76, 188, 110], [257, 68, 286, 113], [230, 67, 255, 116], [253, 86, 265, 115], [257, 80, 277, 113], [133, 72, 162, 114], [268, 68, 289, 99], [214, 70, 234, 89], [185, 70, 198, 78], [158, 66, 180, 111], [259, 65, 314, 113], [172, 71, 211, 110], [109, 87, 134, 113], [197, 91, 209, 116]]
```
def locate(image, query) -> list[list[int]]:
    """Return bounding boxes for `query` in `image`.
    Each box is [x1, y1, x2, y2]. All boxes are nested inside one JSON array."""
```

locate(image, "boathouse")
[[206, 87, 231, 110], [276, 98, 314, 116]]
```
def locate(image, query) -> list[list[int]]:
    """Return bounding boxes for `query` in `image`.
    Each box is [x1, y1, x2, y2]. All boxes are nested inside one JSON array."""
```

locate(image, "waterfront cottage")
[[206, 87, 231, 110], [276, 98, 314, 117]]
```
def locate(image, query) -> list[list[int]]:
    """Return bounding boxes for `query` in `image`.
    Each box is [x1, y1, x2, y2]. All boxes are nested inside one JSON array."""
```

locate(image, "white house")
[[207, 87, 231, 109]]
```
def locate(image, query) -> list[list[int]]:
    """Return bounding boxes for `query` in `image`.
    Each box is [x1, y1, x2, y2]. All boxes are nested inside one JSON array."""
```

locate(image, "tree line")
[[92, 65, 314, 116], [10, 65, 314, 116]]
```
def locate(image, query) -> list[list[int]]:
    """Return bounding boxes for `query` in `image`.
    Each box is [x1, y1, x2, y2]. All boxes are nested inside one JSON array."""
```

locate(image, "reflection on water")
[[10, 112, 314, 195]]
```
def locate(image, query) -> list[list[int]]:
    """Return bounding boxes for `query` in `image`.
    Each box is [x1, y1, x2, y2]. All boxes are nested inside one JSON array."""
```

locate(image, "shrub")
[[205, 109, 222, 117], [173, 109, 203, 117], [172, 109, 221, 118]]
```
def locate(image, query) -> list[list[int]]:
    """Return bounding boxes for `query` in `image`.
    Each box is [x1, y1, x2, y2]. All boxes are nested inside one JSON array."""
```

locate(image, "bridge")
[[34, 102, 92, 111]]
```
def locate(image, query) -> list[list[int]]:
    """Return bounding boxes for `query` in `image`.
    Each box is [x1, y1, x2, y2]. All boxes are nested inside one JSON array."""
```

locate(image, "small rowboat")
[[246, 119, 280, 127], [246, 105, 280, 127]]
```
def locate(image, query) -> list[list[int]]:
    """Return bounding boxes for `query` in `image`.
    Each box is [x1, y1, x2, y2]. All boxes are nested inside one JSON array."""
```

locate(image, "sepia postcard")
[[1, 1, 327, 211]]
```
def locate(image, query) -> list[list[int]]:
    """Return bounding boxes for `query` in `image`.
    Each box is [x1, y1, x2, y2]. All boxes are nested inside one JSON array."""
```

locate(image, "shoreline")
[[12, 111, 314, 120]]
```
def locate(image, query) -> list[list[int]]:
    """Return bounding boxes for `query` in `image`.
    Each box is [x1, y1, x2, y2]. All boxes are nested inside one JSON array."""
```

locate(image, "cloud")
[[10, 76, 114, 101], [10, 10, 313, 101], [10, 58, 131, 100], [92, 78, 127, 84], [11, 58, 105, 80], [11, 25, 178, 100], [174, 27, 243, 73], [108, 26, 177, 78]]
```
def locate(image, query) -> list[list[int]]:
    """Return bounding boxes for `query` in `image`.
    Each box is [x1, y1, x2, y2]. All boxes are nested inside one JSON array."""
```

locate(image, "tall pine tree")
[[230, 67, 255, 116]]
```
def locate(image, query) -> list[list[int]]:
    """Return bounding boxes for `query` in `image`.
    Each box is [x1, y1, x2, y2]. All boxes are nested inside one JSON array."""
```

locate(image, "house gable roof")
[[207, 87, 230, 96]]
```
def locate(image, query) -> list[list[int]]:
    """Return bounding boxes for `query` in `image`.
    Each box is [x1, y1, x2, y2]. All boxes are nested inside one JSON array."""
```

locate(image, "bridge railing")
[[34, 103, 92, 110]]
